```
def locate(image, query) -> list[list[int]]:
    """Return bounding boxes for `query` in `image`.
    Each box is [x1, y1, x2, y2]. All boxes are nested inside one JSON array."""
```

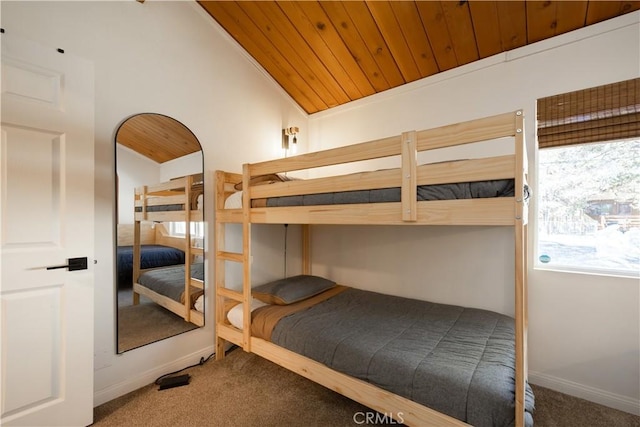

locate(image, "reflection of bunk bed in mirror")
[[133, 173, 205, 326], [116, 222, 185, 290], [214, 111, 532, 426]]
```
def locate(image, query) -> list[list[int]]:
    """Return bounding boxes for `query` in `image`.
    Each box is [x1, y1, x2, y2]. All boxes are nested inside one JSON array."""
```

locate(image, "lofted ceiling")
[[198, 0, 640, 115]]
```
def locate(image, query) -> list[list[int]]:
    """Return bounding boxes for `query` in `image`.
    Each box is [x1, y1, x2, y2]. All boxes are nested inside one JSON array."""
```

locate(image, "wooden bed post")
[[514, 110, 527, 427], [184, 175, 192, 322], [132, 186, 145, 305], [214, 171, 227, 360], [302, 225, 311, 275], [132, 219, 141, 306], [401, 131, 417, 222], [242, 164, 252, 352]]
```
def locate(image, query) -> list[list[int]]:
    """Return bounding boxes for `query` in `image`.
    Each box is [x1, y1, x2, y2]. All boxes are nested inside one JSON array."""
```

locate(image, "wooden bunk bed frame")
[[214, 111, 529, 426], [133, 173, 205, 326], [118, 221, 183, 247]]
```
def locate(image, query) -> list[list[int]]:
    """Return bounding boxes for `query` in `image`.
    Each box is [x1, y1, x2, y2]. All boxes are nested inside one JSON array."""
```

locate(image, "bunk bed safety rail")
[[134, 175, 204, 219], [240, 111, 523, 224], [248, 111, 519, 176]]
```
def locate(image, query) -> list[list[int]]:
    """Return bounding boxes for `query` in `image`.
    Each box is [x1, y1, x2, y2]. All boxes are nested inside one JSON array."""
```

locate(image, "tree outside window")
[[537, 79, 639, 276]]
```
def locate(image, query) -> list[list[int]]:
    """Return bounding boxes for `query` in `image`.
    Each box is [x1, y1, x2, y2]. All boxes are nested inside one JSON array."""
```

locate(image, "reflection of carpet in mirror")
[[118, 291, 197, 352]]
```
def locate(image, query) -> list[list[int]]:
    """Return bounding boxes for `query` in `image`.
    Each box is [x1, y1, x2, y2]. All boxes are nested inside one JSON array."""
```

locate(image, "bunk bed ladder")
[[214, 170, 251, 359]]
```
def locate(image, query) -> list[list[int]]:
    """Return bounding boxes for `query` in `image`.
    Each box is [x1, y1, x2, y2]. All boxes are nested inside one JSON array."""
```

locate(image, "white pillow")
[[194, 295, 204, 313], [224, 191, 243, 209], [227, 298, 267, 330]]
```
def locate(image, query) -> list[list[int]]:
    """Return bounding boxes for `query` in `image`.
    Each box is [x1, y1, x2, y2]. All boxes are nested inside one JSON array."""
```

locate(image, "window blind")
[[537, 78, 640, 148]]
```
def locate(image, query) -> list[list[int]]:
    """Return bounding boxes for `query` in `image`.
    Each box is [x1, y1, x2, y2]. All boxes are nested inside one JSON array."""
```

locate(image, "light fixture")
[[282, 126, 299, 153]]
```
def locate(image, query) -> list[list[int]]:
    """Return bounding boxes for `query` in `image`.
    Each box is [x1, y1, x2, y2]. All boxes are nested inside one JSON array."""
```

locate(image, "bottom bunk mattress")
[[137, 262, 204, 307], [116, 244, 185, 289], [247, 284, 535, 427]]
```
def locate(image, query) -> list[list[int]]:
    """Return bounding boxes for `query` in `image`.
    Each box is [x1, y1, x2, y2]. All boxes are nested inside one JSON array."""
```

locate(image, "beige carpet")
[[117, 289, 198, 352], [117, 302, 198, 352], [93, 348, 640, 427]]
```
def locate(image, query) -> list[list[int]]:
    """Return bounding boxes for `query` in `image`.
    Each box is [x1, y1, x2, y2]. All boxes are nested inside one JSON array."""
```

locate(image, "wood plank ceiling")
[[116, 113, 201, 163], [198, 1, 640, 114]]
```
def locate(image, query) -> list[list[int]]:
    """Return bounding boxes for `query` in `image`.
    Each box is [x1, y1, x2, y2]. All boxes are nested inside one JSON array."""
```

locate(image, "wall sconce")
[[282, 126, 299, 154]]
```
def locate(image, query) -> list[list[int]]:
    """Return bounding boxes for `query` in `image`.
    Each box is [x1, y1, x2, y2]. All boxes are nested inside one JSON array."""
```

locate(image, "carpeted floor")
[[93, 348, 640, 427], [117, 289, 198, 352]]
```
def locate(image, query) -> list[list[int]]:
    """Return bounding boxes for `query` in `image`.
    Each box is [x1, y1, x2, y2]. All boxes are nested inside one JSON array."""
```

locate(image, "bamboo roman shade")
[[537, 78, 640, 148]]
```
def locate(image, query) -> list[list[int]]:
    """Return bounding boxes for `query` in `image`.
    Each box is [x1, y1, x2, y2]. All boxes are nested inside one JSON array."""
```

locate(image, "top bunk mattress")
[[226, 179, 526, 209]]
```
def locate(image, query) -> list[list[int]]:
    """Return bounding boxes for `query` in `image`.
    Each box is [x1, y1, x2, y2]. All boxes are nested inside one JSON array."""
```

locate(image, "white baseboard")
[[529, 371, 640, 416], [93, 346, 215, 407]]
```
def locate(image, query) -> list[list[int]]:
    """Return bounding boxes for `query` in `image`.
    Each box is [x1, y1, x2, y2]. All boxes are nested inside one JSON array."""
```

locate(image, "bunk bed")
[[116, 222, 185, 289], [132, 173, 205, 326], [214, 111, 532, 426]]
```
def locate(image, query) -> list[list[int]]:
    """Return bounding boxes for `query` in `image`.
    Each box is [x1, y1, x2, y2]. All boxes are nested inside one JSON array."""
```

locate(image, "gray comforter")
[[266, 179, 519, 207], [138, 263, 204, 302], [271, 288, 535, 426]]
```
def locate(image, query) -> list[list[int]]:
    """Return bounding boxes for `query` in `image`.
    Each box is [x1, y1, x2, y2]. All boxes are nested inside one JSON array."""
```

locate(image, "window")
[[537, 79, 640, 276], [169, 221, 204, 239]]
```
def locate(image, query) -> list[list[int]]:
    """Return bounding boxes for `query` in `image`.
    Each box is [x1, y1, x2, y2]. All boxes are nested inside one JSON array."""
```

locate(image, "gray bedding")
[[265, 179, 521, 207], [135, 204, 184, 212], [271, 288, 535, 426], [137, 262, 204, 302]]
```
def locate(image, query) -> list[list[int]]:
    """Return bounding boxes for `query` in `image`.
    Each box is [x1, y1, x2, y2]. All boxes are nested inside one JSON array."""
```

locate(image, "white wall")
[[1, 0, 307, 407], [308, 13, 640, 414], [116, 144, 160, 225], [160, 151, 203, 183], [116, 144, 203, 225]]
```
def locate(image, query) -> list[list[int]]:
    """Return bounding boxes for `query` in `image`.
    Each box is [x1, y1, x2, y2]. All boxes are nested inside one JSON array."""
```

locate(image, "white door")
[[1, 33, 95, 426]]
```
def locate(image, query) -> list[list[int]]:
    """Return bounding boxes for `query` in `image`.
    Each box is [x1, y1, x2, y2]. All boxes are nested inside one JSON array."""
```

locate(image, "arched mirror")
[[115, 113, 204, 353]]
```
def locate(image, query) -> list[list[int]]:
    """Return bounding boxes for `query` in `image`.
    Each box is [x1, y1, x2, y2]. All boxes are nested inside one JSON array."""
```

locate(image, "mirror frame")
[[114, 113, 204, 353]]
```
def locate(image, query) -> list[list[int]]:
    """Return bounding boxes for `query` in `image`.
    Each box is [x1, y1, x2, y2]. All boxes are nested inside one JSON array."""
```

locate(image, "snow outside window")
[[537, 139, 639, 276]]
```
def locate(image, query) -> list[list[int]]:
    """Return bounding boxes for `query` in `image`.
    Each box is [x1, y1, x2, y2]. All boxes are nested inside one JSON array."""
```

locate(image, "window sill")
[[533, 264, 639, 279]]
